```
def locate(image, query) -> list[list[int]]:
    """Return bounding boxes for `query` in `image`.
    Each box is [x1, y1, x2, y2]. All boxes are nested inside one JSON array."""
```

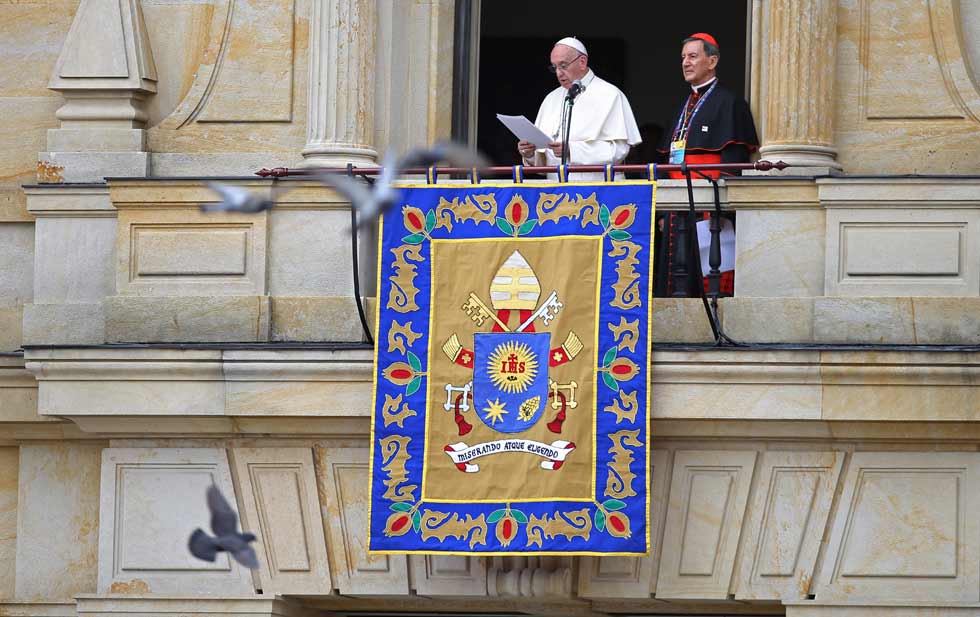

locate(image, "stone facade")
[[3, 1, 980, 616]]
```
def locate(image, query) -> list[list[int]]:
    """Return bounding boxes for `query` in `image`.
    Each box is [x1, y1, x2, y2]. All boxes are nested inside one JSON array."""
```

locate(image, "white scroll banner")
[[443, 439, 576, 473]]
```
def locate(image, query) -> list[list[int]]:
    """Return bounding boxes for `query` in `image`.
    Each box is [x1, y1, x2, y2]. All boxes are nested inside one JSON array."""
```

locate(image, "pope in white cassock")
[[518, 36, 642, 180]]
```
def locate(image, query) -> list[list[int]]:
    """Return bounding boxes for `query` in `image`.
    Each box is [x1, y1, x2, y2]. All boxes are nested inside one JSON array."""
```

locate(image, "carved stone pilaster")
[[42, 0, 156, 181], [302, 0, 378, 167], [758, 0, 842, 173]]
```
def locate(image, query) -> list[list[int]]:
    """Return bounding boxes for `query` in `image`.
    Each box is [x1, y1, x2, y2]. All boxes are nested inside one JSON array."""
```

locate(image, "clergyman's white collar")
[[691, 76, 717, 92]]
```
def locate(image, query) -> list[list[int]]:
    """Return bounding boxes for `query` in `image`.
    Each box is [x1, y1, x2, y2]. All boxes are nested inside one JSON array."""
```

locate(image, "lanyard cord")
[[672, 81, 717, 142]]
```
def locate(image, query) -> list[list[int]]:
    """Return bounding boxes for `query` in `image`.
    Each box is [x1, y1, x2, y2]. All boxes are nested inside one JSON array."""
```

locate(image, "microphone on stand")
[[561, 80, 585, 166]]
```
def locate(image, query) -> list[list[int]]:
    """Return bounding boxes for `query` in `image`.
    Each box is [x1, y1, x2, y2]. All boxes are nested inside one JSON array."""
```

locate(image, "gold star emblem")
[[482, 398, 508, 426]]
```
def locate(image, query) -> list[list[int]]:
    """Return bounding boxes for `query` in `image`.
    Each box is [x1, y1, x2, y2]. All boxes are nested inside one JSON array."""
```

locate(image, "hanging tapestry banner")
[[368, 180, 655, 555]]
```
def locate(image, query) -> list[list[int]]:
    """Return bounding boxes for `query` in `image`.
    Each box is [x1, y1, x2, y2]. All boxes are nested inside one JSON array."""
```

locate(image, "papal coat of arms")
[[439, 249, 583, 471], [370, 181, 655, 555]]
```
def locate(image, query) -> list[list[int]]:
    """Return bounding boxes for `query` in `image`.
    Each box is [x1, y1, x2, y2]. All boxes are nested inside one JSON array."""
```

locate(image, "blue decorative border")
[[368, 181, 655, 555]]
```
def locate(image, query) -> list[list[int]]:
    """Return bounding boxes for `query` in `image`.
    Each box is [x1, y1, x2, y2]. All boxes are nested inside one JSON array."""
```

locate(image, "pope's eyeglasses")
[[547, 52, 584, 74]]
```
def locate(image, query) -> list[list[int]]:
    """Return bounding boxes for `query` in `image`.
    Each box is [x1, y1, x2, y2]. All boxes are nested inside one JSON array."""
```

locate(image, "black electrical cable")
[[681, 162, 720, 341], [689, 168, 739, 346], [347, 164, 375, 347]]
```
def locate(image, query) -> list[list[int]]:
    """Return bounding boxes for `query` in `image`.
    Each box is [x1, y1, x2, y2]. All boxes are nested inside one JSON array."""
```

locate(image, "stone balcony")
[[6, 175, 980, 615], [17, 175, 980, 349]]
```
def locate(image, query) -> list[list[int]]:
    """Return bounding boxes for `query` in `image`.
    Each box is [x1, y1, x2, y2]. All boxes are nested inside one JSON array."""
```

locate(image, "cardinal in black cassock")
[[655, 33, 760, 297], [657, 33, 759, 178]]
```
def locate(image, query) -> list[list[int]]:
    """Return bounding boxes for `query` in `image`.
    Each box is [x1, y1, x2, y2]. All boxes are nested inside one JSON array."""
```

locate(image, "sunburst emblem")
[[487, 340, 538, 394]]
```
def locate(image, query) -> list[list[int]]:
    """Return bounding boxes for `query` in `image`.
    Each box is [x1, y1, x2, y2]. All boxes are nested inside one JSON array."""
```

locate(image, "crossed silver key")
[[516, 291, 563, 332]]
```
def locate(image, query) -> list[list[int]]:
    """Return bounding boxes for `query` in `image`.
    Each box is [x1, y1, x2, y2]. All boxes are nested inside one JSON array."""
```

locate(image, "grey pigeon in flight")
[[310, 150, 401, 228], [201, 181, 280, 213], [200, 141, 488, 223], [188, 484, 259, 570], [320, 141, 490, 227]]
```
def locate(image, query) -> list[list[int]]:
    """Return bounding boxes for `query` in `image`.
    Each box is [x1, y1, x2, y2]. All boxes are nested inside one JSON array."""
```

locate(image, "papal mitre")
[[489, 250, 541, 311]]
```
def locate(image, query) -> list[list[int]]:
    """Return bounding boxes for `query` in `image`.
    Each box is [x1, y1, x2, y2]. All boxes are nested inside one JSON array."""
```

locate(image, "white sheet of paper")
[[696, 218, 736, 274], [496, 114, 552, 148]]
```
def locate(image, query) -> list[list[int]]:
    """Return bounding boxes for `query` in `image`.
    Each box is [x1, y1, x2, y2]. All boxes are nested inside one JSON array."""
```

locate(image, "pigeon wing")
[[312, 173, 374, 213], [269, 178, 302, 203], [376, 151, 400, 188], [206, 182, 252, 206], [399, 142, 489, 171], [188, 528, 219, 562], [206, 484, 239, 536], [232, 544, 260, 570]]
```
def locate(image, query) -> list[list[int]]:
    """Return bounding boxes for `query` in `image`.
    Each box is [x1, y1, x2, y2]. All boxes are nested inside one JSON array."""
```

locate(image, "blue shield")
[[473, 332, 551, 433]]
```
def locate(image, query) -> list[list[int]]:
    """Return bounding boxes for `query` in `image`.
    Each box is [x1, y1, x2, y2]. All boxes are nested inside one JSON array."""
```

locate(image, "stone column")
[[758, 0, 842, 173], [43, 0, 156, 182], [302, 0, 378, 167]]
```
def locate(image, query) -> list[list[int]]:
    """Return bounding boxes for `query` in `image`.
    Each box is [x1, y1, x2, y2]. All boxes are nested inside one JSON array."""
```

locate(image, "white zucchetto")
[[554, 36, 587, 56]]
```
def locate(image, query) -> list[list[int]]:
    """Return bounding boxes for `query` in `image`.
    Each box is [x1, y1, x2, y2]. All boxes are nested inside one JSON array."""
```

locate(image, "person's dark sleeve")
[[720, 143, 750, 164]]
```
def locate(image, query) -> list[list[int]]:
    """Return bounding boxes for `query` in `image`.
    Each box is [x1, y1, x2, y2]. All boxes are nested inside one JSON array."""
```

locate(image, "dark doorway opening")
[[462, 1, 750, 167]]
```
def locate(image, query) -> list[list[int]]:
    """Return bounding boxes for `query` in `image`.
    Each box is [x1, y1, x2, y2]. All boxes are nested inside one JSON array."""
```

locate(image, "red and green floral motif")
[[495, 196, 538, 238], [598, 203, 637, 240], [598, 346, 640, 391], [594, 499, 631, 539], [385, 501, 423, 537], [402, 206, 437, 244], [382, 351, 424, 395], [488, 504, 529, 547]]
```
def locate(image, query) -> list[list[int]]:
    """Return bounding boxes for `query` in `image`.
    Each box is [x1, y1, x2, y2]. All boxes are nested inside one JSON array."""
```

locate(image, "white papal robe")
[[524, 70, 642, 181]]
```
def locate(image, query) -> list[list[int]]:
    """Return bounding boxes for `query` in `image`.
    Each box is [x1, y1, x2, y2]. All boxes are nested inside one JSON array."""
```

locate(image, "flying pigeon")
[[188, 484, 259, 570], [397, 140, 490, 172], [321, 141, 490, 227], [200, 141, 488, 224], [200, 181, 284, 213], [310, 150, 401, 227]]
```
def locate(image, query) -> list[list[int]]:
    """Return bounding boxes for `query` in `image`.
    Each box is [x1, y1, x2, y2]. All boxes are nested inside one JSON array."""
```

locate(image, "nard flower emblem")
[[518, 396, 540, 422]]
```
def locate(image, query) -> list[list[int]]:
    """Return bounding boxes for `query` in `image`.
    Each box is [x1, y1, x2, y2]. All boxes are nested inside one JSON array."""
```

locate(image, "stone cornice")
[[817, 176, 980, 207], [725, 177, 821, 209], [74, 596, 318, 617], [653, 349, 980, 384], [0, 355, 36, 388], [12, 346, 980, 434], [23, 185, 115, 218], [107, 178, 359, 210]]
